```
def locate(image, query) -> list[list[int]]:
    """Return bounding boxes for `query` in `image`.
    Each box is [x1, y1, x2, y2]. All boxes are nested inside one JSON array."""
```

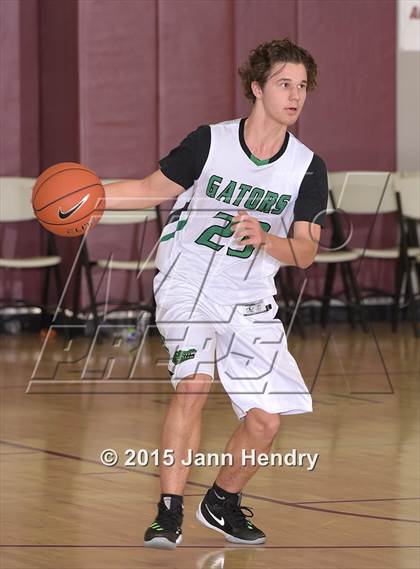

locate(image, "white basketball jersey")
[[155, 118, 314, 304]]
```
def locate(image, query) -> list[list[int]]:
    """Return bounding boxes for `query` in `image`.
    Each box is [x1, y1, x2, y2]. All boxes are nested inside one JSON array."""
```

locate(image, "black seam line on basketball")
[[1, 439, 419, 525], [33, 167, 97, 202], [34, 183, 102, 213]]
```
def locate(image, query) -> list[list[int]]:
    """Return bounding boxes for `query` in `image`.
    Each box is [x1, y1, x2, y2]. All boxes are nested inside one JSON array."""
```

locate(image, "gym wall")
[[0, 0, 397, 307]]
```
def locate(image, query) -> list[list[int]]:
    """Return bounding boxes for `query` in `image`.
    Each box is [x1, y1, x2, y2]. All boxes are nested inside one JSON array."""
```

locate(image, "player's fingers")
[[234, 227, 253, 237], [239, 236, 258, 245], [232, 211, 250, 223], [233, 220, 254, 231], [235, 226, 258, 238]]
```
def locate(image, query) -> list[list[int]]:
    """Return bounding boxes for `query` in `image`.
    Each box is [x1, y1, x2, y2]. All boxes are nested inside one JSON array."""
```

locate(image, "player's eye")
[[279, 81, 289, 88], [298, 84, 307, 90]]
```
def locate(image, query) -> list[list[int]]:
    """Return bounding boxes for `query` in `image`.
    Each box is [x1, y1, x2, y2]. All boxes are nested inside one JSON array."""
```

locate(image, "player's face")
[[254, 62, 308, 126]]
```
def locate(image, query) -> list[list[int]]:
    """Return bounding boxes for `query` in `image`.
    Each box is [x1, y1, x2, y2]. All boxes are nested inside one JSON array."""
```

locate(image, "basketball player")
[[104, 39, 328, 549]]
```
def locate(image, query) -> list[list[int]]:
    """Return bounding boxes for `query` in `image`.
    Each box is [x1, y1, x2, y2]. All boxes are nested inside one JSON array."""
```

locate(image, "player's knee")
[[245, 409, 281, 441], [174, 374, 212, 414]]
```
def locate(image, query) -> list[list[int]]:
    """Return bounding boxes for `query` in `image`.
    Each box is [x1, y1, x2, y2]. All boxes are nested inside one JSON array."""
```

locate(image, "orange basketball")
[[32, 162, 105, 237]]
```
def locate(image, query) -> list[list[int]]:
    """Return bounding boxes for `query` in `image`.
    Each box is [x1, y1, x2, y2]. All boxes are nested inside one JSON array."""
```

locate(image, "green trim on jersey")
[[239, 118, 290, 166], [250, 154, 270, 166], [160, 219, 188, 242], [172, 348, 197, 365]]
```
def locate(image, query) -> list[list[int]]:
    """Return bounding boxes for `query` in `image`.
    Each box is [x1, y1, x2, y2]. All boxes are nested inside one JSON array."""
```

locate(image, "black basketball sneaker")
[[196, 488, 266, 544], [144, 496, 183, 549]]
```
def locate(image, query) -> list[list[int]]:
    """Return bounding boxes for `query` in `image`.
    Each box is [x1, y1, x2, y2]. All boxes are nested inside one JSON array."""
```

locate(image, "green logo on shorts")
[[172, 348, 197, 365]]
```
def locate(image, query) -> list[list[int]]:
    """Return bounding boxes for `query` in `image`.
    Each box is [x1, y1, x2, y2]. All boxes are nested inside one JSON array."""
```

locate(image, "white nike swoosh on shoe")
[[205, 503, 225, 526], [213, 490, 226, 500], [58, 194, 90, 219]]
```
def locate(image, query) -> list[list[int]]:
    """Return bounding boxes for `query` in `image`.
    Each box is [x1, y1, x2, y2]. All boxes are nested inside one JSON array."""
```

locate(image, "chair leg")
[[415, 259, 420, 291], [52, 263, 70, 340], [321, 263, 336, 328], [275, 269, 291, 324], [310, 305, 316, 324], [41, 267, 51, 327], [346, 262, 367, 332], [406, 260, 419, 337], [81, 243, 100, 330], [72, 256, 83, 324], [284, 268, 305, 338], [392, 256, 405, 333], [391, 257, 403, 333], [137, 270, 145, 307], [340, 263, 356, 328]]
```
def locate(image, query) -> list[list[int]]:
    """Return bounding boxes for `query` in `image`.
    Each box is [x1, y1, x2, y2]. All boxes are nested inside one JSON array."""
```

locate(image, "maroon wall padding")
[[297, 0, 396, 171], [297, 0, 397, 297], [78, 0, 158, 178], [37, 0, 82, 311], [158, 0, 235, 157], [234, 0, 297, 118], [19, 0, 40, 175], [76, 0, 158, 308], [0, 0, 39, 175], [0, 0, 43, 306], [156, 0, 236, 233], [0, 0, 20, 176], [0, 0, 398, 311], [39, 0, 80, 169]]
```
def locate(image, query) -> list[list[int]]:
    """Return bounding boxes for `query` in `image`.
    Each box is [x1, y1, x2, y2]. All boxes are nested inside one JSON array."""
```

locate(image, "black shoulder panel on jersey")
[[293, 154, 328, 228], [159, 124, 211, 190]]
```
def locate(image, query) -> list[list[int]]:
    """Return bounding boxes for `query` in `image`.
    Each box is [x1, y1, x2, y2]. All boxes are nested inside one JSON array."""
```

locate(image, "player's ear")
[[251, 81, 263, 100]]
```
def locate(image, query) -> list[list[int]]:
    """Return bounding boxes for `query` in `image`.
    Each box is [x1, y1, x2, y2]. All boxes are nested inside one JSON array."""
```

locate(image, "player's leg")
[[215, 408, 280, 491], [196, 295, 312, 544], [144, 291, 216, 550], [144, 372, 212, 550], [160, 372, 213, 494], [145, 374, 212, 549], [196, 409, 279, 544]]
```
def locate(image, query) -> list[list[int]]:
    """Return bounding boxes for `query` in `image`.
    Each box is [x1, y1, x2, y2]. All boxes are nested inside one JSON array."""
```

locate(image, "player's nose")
[[289, 86, 299, 103]]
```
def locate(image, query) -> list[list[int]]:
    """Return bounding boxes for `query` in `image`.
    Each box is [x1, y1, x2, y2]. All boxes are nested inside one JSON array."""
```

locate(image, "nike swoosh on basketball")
[[58, 194, 90, 219], [205, 504, 225, 526]]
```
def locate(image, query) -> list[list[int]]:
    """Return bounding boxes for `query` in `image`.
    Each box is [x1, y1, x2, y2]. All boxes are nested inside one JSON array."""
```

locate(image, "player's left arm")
[[233, 153, 328, 269], [267, 220, 320, 268], [233, 213, 320, 269]]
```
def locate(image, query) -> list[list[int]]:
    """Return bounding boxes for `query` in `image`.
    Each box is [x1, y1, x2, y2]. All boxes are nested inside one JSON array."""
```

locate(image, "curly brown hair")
[[238, 39, 318, 102]]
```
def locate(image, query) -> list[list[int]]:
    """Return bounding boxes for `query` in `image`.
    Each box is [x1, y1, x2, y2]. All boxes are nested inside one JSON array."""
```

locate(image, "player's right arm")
[[104, 124, 210, 210], [103, 169, 184, 210]]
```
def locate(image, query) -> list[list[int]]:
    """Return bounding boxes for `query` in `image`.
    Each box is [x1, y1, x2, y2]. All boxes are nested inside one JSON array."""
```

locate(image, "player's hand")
[[232, 210, 268, 247]]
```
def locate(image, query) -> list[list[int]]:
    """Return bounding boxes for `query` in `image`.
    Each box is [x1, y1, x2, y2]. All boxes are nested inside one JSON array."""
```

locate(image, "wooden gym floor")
[[0, 322, 419, 569]]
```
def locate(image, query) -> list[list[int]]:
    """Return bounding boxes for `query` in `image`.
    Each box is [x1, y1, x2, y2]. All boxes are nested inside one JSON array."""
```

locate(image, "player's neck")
[[244, 109, 288, 161]]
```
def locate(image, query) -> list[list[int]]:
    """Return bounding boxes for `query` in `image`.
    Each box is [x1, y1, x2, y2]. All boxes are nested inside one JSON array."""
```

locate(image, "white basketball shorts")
[[153, 273, 312, 421]]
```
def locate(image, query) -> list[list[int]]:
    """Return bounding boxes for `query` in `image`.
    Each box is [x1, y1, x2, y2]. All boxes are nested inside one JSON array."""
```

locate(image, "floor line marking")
[[1, 439, 419, 525]]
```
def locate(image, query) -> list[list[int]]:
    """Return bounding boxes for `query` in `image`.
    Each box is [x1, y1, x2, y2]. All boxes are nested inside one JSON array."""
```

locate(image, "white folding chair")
[[327, 171, 417, 331], [0, 177, 64, 325], [309, 190, 365, 328]]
